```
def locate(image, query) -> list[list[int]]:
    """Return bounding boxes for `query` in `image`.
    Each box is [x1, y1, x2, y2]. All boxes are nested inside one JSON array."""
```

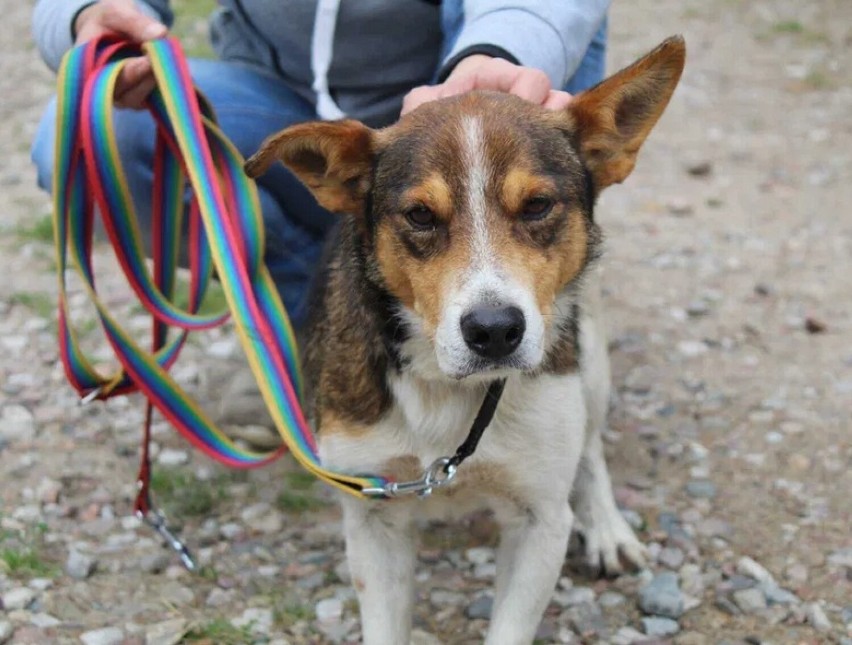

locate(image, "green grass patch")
[[0, 523, 56, 579], [151, 468, 227, 517], [274, 600, 314, 628], [184, 617, 253, 644], [9, 291, 54, 319], [274, 471, 327, 514], [15, 214, 54, 244], [171, 0, 217, 59], [773, 20, 804, 34]]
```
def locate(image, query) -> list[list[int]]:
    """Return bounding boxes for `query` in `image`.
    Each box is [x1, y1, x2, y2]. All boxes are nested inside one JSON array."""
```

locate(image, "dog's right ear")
[[244, 120, 376, 215]]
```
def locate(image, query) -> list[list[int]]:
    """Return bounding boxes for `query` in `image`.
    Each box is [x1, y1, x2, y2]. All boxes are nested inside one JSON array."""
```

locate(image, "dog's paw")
[[570, 506, 647, 577]]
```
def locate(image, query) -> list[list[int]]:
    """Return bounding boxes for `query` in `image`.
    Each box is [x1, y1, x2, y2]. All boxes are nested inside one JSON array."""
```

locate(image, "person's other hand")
[[401, 54, 574, 116], [74, 0, 168, 109]]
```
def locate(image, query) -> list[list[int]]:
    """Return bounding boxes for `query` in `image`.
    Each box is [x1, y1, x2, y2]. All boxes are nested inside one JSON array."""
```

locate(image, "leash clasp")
[[137, 508, 197, 571], [363, 457, 457, 499]]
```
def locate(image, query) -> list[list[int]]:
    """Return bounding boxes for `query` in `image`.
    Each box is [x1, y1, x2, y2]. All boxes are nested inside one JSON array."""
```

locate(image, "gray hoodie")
[[32, 0, 609, 127]]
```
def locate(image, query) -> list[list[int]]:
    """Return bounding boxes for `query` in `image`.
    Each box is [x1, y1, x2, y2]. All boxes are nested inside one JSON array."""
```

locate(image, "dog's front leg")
[[487, 500, 574, 645], [341, 496, 416, 644]]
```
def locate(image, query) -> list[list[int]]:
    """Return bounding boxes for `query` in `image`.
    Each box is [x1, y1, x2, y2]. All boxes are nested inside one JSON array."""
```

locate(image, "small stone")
[[0, 621, 12, 644], [465, 595, 493, 619], [639, 572, 685, 618], [658, 547, 685, 570], [685, 479, 716, 499], [30, 614, 61, 628], [784, 563, 808, 584], [598, 591, 626, 608], [231, 607, 273, 635], [566, 602, 606, 637], [139, 552, 170, 574], [36, 477, 62, 504], [733, 588, 767, 614], [240, 503, 283, 534], [12, 505, 42, 523], [556, 586, 595, 607], [677, 340, 708, 358], [430, 590, 465, 606], [805, 602, 831, 632], [66, 549, 98, 579], [410, 629, 443, 645], [1, 587, 36, 610], [0, 404, 36, 442], [160, 582, 194, 606], [642, 616, 680, 636], [667, 197, 694, 216], [144, 618, 188, 645], [315, 598, 343, 623], [206, 588, 235, 608], [804, 316, 827, 334], [79, 627, 124, 645], [827, 548, 852, 568], [156, 449, 189, 466], [760, 581, 800, 606], [219, 522, 243, 540], [686, 300, 710, 317], [685, 159, 713, 177], [464, 546, 493, 566], [610, 626, 646, 645], [736, 556, 775, 584], [621, 509, 644, 530]]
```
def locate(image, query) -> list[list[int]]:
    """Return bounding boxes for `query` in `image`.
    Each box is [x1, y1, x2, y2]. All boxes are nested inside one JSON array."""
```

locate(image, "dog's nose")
[[460, 305, 526, 359]]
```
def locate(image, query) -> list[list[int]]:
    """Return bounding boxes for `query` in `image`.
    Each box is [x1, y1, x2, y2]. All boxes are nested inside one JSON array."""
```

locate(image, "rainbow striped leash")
[[53, 35, 396, 545]]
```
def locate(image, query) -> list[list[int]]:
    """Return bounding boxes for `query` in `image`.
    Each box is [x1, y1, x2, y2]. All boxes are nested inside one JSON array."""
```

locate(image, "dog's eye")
[[404, 205, 436, 229], [521, 196, 554, 220]]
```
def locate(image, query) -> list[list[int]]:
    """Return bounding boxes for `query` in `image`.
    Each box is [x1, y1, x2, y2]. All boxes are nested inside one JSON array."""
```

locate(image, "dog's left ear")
[[244, 120, 376, 215], [566, 35, 686, 192]]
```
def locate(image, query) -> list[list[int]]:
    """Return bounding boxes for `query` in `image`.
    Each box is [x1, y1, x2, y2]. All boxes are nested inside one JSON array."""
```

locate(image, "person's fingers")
[[99, 0, 168, 42], [401, 85, 441, 115], [114, 58, 155, 109], [542, 89, 574, 111], [508, 68, 552, 105]]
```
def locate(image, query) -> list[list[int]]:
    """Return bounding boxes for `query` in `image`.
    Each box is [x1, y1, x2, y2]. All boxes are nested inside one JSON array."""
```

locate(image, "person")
[[31, 0, 609, 328]]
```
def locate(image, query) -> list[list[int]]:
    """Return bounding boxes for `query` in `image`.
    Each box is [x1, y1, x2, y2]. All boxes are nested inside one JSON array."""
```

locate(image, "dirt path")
[[1, 1, 850, 644]]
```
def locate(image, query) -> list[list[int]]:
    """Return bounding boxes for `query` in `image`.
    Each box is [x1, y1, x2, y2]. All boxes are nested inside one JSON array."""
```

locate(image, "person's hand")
[[401, 54, 574, 115], [73, 0, 168, 109]]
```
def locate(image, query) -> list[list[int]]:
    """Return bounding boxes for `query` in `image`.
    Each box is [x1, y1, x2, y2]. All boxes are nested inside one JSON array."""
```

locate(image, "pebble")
[[206, 588, 236, 608], [0, 622, 11, 645], [827, 547, 852, 568], [1, 587, 36, 610], [156, 449, 189, 466], [315, 597, 343, 623], [430, 590, 465, 606], [65, 549, 98, 579], [732, 588, 767, 613], [736, 556, 774, 584], [760, 581, 800, 606], [231, 607, 273, 635], [611, 626, 646, 645], [79, 627, 125, 645], [144, 618, 188, 645], [30, 614, 61, 628], [465, 595, 493, 619], [139, 551, 170, 574], [677, 340, 708, 358], [667, 197, 694, 216], [642, 616, 680, 636], [685, 479, 717, 499], [658, 546, 685, 570], [555, 586, 595, 607], [805, 602, 831, 632], [0, 404, 36, 441], [598, 591, 627, 608], [565, 601, 606, 637], [639, 572, 685, 618], [410, 630, 443, 645], [464, 546, 493, 565], [240, 503, 283, 534]]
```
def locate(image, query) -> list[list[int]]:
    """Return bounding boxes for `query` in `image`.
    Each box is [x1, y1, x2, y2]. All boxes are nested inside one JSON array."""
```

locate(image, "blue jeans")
[[31, 13, 606, 328]]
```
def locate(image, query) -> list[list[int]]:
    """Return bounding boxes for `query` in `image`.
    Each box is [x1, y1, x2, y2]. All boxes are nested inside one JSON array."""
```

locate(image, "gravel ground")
[[1, 1, 851, 644]]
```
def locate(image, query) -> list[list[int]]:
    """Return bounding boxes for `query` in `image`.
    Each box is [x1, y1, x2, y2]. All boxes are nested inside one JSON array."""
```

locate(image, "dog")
[[245, 36, 686, 645]]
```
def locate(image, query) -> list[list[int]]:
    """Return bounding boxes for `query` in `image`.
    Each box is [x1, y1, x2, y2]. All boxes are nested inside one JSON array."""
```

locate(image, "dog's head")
[[246, 37, 685, 381]]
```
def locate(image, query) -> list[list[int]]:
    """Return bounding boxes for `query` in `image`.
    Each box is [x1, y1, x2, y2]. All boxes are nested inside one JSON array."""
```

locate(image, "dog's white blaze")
[[461, 116, 491, 270]]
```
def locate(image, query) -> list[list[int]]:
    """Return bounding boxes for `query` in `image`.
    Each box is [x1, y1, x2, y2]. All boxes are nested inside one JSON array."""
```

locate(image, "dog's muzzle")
[[460, 305, 526, 359]]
